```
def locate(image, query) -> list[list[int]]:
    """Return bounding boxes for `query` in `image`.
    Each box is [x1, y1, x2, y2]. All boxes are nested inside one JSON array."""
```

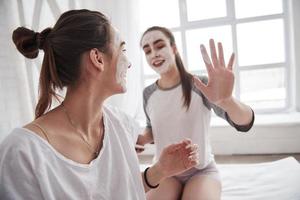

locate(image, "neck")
[[158, 64, 180, 89], [62, 84, 106, 137]]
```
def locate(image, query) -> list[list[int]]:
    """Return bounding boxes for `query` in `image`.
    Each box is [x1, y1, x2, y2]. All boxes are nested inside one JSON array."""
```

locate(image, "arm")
[[193, 39, 254, 129], [135, 128, 154, 153], [217, 96, 253, 126], [137, 128, 153, 145], [140, 139, 199, 192]]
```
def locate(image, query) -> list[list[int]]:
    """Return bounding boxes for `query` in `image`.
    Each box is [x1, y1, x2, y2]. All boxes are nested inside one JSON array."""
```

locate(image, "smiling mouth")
[[152, 60, 165, 67]]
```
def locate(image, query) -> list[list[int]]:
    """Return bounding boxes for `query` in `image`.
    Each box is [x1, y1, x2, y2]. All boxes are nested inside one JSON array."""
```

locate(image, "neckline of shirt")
[[17, 107, 109, 169], [155, 80, 181, 91]]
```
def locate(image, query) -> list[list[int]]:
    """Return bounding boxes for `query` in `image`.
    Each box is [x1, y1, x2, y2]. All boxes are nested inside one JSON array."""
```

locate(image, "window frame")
[[141, 0, 292, 114]]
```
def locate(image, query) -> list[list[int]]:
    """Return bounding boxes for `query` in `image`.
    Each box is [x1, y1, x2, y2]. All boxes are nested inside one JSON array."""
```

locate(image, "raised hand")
[[155, 139, 199, 178], [193, 39, 235, 106]]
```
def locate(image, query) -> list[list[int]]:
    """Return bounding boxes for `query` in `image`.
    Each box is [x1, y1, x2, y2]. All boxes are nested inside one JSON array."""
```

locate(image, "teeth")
[[153, 60, 164, 66]]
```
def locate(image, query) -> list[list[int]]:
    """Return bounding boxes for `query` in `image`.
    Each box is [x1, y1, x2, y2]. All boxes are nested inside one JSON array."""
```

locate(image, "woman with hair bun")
[[0, 10, 199, 200]]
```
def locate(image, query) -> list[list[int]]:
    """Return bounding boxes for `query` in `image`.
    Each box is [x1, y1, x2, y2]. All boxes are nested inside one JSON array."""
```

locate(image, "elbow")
[[236, 110, 255, 133]]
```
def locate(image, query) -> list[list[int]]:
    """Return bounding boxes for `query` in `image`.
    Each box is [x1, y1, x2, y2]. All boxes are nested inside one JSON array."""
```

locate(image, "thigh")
[[146, 177, 183, 200], [181, 175, 222, 200]]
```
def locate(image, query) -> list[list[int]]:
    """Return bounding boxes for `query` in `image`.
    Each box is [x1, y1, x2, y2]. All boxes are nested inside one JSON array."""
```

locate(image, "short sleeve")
[[0, 135, 44, 200], [143, 83, 157, 130]]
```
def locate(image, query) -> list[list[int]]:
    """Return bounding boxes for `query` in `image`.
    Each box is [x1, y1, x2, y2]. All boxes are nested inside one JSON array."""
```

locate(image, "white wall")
[[290, 0, 300, 111], [210, 114, 300, 155], [141, 113, 300, 155], [0, 0, 299, 154]]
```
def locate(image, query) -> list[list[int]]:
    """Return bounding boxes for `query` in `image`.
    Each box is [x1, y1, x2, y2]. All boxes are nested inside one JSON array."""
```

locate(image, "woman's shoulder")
[[143, 81, 158, 94], [103, 104, 134, 124], [0, 127, 49, 155]]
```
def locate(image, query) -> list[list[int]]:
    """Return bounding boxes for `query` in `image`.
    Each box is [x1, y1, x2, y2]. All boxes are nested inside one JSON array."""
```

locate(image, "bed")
[[140, 157, 300, 200]]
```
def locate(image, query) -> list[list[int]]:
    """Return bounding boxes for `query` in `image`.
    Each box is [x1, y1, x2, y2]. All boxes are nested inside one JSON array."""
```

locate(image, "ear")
[[89, 48, 105, 72], [172, 44, 178, 55]]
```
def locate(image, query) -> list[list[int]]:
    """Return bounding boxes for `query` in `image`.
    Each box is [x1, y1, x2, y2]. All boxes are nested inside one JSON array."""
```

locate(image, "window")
[[139, 0, 290, 113]]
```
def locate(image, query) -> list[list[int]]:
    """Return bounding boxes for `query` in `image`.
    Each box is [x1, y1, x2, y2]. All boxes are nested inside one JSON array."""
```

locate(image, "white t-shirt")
[[143, 76, 254, 169], [0, 105, 145, 200]]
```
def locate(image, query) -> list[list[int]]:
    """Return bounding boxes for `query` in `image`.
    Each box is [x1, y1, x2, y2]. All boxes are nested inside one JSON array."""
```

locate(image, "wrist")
[[148, 162, 166, 183], [217, 96, 235, 110]]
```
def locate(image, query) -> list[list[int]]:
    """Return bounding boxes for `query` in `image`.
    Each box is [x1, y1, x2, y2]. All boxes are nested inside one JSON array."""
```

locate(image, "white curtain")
[[0, 0, 143, 141], [84, 0, 144, 119]]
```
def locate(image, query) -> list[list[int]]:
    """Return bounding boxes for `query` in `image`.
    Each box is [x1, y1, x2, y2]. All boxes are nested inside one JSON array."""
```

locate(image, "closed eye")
[[155, 42, 165, 50], [143, 48, 151, 55]]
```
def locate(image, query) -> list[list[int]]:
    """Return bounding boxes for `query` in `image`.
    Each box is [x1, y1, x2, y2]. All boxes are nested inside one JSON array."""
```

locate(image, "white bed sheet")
[[219, 157, 300, 200], [140, 157, 300, 200]]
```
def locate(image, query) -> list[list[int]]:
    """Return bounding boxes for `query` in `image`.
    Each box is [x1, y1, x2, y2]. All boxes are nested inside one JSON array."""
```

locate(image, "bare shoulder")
[[23, 120, 49, 141]]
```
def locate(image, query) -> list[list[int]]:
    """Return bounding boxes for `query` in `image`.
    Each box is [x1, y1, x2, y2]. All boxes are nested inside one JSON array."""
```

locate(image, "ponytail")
[[175, 54, 193, 110], [35, 46, 62, 118], [12, 9, 112, 119]]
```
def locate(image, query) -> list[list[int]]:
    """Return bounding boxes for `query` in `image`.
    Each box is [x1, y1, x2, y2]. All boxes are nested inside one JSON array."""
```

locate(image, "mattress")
[[140, 157, 300, 200]]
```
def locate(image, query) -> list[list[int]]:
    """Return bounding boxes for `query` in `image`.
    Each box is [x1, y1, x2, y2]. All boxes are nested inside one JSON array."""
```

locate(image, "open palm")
[[156, 139, 199, 178], [194, 39, 235, 105]]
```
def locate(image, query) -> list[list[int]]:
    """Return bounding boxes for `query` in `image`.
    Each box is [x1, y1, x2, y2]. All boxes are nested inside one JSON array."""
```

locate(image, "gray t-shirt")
[[143, 76, 254, 169]]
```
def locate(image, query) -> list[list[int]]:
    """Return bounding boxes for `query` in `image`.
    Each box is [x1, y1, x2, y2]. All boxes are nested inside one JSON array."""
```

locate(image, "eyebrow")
[[142, 39, 165, 50], [120, 41, 126, 47]]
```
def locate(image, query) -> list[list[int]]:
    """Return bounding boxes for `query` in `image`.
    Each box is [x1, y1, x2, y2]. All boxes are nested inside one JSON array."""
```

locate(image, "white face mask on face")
[[113, 30, 130, 92], [116, 51, 130, 92], [141, 30, 176, 75]]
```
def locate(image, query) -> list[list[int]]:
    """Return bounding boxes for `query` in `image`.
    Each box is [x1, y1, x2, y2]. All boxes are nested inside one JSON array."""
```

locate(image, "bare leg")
[[146, 177, 183, 200], [181, 175, 221, 200]]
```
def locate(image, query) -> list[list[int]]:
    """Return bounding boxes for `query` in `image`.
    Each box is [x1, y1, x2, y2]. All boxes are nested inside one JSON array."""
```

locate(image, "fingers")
[[218, 42, 225, 67], [186, 149, 200, 167], [200, 44, 213, 74], [209, 39, 219, 68], [183, 142, 199, 168], [202, 39, 235, 71], [227, 53, 235, 71]]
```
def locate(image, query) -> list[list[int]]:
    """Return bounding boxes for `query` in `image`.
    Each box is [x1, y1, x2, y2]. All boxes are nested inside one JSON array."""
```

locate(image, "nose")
[[128, 62, 131, 68], [152, 51, 159, 59]]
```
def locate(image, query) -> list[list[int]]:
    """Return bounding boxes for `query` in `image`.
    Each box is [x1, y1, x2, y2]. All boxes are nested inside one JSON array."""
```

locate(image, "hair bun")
[[12, 27, 52, 59]]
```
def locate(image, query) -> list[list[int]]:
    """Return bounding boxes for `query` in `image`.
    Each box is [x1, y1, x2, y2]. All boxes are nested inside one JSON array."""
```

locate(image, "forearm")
[[141, 163, 165, 192], [138, 128, 154, 145], [218, 97, 253, 126]]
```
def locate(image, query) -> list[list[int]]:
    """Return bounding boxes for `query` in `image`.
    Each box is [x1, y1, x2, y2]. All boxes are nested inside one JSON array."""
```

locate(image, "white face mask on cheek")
[[112, 28, 130, 92], [116, 53, 130, 92], [148, 47, 175, 75], [142, 31, 176, 75]]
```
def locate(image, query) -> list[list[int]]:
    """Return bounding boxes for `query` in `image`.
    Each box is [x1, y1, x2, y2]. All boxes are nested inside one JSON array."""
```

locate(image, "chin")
[[115, 84, 127, 94]]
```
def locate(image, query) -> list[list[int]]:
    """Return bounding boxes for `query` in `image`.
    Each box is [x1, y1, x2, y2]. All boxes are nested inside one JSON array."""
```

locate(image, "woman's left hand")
[[193, 39, 235, 106], [155, 139, 199, 178]]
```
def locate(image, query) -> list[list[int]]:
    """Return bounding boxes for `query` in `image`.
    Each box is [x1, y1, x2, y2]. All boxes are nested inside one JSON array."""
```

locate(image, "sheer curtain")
[[0, 0, 143, 141], [85, 0, 144, 119]]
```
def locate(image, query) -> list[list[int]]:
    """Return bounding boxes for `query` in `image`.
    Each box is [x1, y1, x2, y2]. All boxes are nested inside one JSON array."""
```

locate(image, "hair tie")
[[36, 27, 52, 50]]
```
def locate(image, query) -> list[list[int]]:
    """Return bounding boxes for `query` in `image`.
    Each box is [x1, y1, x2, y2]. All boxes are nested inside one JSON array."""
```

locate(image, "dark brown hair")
[[141, 26, 193, 110], [12, 9, 112, 119]]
